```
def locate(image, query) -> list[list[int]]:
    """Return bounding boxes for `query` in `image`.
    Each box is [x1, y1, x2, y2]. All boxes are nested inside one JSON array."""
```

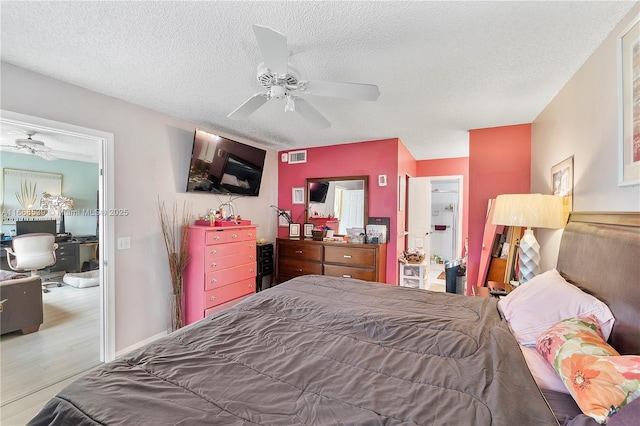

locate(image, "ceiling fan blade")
[[227, 93, 269, 119], [294, 98, 331, 129], [252, 25, 288, 75], [301, 80, 380, 101], [34, 150, 57, 161], [49, 150, 92, 161]]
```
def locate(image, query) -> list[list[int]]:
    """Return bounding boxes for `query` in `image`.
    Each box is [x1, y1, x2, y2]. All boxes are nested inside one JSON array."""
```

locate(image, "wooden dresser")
[[183, 225, 257, 325], [275, 238, 386, 284]]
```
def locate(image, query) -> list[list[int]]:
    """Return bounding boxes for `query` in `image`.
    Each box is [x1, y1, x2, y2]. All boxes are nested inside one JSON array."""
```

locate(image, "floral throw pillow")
[[536, 316, 640, 424]]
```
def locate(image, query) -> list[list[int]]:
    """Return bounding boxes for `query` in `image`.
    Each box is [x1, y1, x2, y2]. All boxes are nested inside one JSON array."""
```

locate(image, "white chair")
[[4, 233, 59, 293]]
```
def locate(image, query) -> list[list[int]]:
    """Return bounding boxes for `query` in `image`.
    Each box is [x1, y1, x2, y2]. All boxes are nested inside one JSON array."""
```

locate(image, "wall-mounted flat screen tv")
[[309, 181, 330, 203], [186, 129, 266, 196]]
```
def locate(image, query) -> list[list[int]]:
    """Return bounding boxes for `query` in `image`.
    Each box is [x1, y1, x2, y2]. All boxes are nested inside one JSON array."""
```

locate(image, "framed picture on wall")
[[2, 168, 62, 224], [278, 210, 292, 227], [618, 16, 640, 186], [551, 155, 573, 223], [292, 187, 304, 204]]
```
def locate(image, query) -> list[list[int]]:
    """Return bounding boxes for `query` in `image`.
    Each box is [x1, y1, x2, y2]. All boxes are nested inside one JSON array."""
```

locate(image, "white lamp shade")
[[492, 194, 565, 229]]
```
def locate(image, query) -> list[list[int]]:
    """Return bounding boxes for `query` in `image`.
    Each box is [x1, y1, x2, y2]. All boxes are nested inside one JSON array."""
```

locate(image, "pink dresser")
[[183, 225, 257, 325]]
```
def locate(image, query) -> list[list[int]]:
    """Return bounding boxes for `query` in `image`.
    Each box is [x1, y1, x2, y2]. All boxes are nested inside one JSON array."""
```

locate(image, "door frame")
[[407, 174, 464, 261], [1, 109, 116, 362]]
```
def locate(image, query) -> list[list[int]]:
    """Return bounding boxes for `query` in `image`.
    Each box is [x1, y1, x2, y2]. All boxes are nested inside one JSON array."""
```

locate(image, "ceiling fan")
[[228, 25, 380, 128], [2, 132, 91, 161]]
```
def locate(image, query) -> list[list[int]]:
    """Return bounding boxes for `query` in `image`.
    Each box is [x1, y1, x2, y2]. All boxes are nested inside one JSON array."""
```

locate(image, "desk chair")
[[4, 233, 59, 293]]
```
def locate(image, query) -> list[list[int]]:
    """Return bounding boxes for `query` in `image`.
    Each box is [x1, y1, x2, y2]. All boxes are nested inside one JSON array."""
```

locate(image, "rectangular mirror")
[[305, 176, 368, 235]]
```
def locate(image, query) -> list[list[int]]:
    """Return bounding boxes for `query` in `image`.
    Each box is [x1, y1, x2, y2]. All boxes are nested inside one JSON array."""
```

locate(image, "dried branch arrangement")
[[157, 198, 193, 330]]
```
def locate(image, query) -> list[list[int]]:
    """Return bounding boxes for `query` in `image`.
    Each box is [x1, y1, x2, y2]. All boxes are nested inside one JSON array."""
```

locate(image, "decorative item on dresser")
[[183, 225, 257, 325], [275, 238, 386, 284]]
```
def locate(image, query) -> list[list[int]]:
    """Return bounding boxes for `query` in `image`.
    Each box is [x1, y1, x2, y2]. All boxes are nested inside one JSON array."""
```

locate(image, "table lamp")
[[492, 194, 565, 283]]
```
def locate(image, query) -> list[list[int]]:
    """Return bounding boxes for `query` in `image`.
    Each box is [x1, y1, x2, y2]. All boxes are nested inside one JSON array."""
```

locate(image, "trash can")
[[445, 260, 466, 294]]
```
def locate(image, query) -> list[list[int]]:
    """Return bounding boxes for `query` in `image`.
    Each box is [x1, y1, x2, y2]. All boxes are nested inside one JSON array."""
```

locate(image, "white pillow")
[[498, 269, 614, 347], [519, 345, 568, 394]]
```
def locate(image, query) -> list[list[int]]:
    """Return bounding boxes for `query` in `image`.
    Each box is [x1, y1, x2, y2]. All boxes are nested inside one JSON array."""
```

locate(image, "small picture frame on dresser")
[[289, 223, 301, 238], [303, 223, 314, 238]]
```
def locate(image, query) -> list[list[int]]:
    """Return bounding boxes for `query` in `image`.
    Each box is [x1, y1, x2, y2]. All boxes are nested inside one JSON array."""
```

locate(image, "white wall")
[[531, 7, 640, 272], [1, 63, 278, 351]]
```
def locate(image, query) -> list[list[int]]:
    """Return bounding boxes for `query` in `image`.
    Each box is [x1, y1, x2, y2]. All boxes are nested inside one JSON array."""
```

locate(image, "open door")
[[407, 177, 431, 253]]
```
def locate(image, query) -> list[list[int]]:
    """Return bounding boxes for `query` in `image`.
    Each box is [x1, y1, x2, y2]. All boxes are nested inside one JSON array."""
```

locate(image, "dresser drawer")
[[324, 246, 376, 267], [278, 241, 322, 261], [205, 262, 257, 291], [242, 227, 257, 241], [323, 264, 375, 281], [204, 277, 255, 309], [206, 252, 256, 272], [205, 229, 248, 245], [205, 240, 255, 261], [278, 258, 322, 277]]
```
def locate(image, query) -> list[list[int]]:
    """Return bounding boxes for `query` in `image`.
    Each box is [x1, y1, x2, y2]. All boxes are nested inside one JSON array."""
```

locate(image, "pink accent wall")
[[416, 157, 470, 259], [467, 124, 531, 294], [278, 138, 411, 284]]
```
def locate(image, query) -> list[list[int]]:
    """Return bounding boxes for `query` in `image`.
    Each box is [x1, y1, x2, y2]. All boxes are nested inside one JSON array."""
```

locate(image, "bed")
[[27, 212, 639, 425]]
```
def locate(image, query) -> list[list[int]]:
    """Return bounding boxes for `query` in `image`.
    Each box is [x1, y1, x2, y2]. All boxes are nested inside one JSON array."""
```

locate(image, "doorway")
[[0, 110, 115, 406], [407, 175, 464, 291]]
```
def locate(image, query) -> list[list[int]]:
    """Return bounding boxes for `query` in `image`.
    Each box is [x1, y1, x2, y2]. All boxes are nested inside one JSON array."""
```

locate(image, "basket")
[[405, 253, 425, 264], [312, 230, 326, 241]]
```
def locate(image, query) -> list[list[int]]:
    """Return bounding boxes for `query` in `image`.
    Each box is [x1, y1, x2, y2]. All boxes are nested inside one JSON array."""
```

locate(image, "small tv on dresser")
[[186, 129, 266, 196]]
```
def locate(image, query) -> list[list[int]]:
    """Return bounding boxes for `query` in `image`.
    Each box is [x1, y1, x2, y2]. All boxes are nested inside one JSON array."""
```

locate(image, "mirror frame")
[[305, 175, 369, 234]]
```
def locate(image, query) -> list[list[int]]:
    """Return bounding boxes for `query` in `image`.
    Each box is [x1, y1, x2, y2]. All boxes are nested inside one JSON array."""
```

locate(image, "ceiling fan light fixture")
[[284, 95, 295, 112]]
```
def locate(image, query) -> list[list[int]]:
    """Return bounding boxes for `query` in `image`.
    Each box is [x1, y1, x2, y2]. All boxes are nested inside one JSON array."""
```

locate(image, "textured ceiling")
[[0, 1, 635, 160]]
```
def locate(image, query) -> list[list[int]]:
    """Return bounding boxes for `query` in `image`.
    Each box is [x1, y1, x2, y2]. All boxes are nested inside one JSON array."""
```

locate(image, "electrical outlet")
[[117, 236, 131, 250]]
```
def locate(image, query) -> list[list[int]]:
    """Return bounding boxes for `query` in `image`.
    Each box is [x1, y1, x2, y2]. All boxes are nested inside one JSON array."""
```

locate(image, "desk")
[[1, 240, 82, 273]]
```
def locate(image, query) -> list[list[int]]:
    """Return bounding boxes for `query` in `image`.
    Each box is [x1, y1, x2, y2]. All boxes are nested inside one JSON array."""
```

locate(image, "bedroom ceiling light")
[[492, 194, 564, 283]]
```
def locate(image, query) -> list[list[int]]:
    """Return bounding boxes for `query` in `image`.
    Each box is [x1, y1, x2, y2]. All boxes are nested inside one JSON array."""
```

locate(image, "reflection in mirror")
[[305, 176, 368, 235]]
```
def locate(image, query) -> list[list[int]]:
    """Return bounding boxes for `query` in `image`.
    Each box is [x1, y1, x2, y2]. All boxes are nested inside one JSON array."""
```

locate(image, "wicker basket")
[[312, 230, 326, 241]]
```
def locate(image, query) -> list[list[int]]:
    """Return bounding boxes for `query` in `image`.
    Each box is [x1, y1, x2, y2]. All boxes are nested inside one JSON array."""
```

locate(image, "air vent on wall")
[[288, 150, 307, 164]]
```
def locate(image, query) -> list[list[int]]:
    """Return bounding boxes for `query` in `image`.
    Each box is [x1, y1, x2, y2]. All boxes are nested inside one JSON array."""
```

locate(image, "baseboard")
[[115, 331, 168, 358]]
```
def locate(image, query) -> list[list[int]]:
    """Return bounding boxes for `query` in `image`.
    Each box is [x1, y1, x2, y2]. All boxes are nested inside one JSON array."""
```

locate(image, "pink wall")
[[416, 157, 469, 259], [467, 124, 531, 294], [278, 138, 408, 284]]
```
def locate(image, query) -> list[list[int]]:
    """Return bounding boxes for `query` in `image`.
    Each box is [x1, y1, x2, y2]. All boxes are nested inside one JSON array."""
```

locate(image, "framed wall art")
[[292, 187, 304, 204], [2, 168, 62, 224], [551, 155, 573, 223], [618, 16, 640, 186], [278, 209, 292, 227]]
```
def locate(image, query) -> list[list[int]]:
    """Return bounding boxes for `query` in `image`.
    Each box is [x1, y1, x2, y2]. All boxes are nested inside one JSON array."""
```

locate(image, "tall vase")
[[169, 291, 184, 332]]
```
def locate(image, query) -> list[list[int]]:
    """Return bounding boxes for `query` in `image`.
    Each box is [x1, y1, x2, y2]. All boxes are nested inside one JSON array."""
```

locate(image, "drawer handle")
[[250, 268, 255, 273], [211, 278, 217, 284], [210, 249, 217, 255], [343, 255, 352, 258], [211, 263, 217, 268], [295, 250, 303, 254], [232, 233, 238, 239], [214, 235, 220, 240], [295, 268, 303, 272], [342, 274, 352, 278], [249, 255, 254, 260], [249, 244, 255, 248], [210, 296, 216, 301], [247, 232, 253, 237], [248, 283, 253, 288]]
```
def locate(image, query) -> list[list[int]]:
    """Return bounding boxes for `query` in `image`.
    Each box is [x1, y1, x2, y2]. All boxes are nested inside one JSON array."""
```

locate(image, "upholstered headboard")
[[556, 212, 640, 355]]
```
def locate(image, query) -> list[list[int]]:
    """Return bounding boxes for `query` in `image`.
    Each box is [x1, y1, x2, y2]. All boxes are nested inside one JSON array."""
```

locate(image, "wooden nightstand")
[[473, 281, 513, 298]]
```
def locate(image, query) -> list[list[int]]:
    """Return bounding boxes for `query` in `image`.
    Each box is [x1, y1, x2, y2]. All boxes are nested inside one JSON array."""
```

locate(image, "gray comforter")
[[28, 275, 558, 425]]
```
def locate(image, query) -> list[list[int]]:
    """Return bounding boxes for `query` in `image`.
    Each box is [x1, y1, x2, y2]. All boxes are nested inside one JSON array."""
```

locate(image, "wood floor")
[[0, 283, 101, 424]]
